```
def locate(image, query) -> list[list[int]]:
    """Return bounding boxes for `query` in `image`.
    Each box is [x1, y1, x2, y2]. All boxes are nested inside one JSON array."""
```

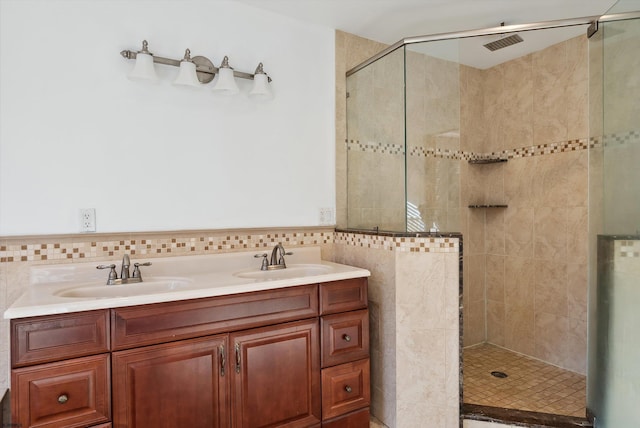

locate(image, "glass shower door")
[[346, 47, 406, 231], [588, 11, 640, 427]]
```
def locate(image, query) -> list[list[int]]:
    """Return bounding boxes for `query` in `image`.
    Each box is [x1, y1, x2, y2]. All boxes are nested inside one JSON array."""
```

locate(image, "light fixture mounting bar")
[[120, 49, 271, 82]]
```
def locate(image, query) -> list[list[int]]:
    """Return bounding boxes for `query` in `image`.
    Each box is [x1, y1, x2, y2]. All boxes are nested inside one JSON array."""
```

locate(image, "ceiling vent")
[[483, 34, 524, 51]]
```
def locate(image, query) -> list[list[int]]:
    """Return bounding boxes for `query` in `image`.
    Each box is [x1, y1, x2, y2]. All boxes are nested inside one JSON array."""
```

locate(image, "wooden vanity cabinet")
[[10, 278, 370, 428]]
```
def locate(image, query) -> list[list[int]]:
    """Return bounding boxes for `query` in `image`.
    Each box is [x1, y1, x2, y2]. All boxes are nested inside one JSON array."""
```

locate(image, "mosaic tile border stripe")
[[617, 240, 640, 258], [334, 231, 459, 253], [602, 130, 640, 147], [0, 230, 334, 263], [346, 137, 599, 161], [0, 230, 459, 263], [347, 140, 405, 155]]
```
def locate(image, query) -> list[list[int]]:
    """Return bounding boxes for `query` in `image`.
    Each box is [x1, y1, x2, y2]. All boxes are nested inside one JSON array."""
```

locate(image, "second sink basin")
[[234, 264, 332, 280], [55, 277, 193, 299]]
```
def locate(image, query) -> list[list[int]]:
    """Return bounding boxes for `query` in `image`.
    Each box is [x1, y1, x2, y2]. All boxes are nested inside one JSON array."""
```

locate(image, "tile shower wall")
[[0, 227, 334, 392], [461, 35, 590, 374], [333, 233, 460, 428]]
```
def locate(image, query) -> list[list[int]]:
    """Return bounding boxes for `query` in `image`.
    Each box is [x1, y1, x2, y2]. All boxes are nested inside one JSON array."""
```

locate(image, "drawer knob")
[[58, 394, 69, 404], [344, 385, 352, 393], [342, 334, 352, 342]]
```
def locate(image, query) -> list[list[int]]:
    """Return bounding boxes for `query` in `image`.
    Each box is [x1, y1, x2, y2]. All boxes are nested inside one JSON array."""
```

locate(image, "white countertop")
[[4, 247, 370, 319]]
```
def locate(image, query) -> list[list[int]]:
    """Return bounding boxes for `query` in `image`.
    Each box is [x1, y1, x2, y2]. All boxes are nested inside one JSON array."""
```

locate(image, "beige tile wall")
[[333, 233, 461, 428], [461, 36, 590, 374], [339, 30, 591, 373]]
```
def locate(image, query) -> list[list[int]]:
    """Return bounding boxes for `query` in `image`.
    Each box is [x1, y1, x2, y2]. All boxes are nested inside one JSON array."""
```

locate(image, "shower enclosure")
[[587, 9, 640, 428], [345, 6, 640, 426]]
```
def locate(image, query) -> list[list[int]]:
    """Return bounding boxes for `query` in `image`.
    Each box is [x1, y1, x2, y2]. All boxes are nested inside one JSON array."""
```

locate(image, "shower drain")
[[491, 371, 508, 378]]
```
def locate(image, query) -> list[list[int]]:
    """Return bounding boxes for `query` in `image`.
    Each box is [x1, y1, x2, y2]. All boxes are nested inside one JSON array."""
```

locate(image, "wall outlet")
[[79, 208, 96, 232], [318, 207, 335, 225]]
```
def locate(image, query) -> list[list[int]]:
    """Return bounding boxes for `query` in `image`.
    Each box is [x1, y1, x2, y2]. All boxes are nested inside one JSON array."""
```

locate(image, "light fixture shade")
[[128, 52, 159, 82], [173, 60, 200, 87], [212, 56, 239, 94], [249, 73, 272, 99]]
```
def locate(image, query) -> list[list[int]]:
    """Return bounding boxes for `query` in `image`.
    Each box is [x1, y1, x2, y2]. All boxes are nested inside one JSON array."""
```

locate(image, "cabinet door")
[[112, 335, 228, 428], [230, 319, 321, 428], [11, 353, 110, 428]]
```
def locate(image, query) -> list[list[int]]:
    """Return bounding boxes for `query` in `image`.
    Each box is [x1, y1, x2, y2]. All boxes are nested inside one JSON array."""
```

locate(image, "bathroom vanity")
[[5, 247, 371, 428]]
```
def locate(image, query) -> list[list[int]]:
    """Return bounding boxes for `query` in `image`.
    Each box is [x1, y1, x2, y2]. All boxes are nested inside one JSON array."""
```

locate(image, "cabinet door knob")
[[342, 334, 351, 342], [58, 394, 69, 404], [344, 385, 352, 393]]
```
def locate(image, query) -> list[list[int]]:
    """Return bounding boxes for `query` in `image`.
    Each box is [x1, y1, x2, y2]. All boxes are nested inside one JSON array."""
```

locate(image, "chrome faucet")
[[97, 254, 152, 285], [120, 254, 131, 280], [255, 243, 293, 270]]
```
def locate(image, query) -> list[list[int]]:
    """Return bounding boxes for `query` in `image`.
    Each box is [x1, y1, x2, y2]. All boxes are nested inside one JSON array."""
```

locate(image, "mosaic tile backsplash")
[[0, 229, 459, 264], [0, 229, 336, 263]]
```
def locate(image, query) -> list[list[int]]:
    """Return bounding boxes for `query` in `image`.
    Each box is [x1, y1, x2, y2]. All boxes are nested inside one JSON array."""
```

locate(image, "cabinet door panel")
[[321, 309, 369, 368], [112, 285, 318, 350], [322, 407, 370, 427], [321, 359, 370, 420], [231, 319, 321, 428], [11, 354, 110, 428], [12, 310, 110, 367], [112, 335, 228, 428], [320, 278, 368, 315]]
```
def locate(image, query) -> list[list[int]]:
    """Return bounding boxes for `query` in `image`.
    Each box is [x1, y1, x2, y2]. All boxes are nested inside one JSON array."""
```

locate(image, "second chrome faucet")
[[254, 242, 293, 271], [97, 254, 152, 285]]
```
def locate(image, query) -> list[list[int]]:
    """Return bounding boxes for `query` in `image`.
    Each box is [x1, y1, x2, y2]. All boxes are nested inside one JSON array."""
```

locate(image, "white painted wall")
[[0, 0, 335, 235]]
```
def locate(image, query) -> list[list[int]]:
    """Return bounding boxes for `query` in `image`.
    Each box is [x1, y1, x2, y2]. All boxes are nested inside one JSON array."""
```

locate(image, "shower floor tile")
[[463, 343, 586, 418]]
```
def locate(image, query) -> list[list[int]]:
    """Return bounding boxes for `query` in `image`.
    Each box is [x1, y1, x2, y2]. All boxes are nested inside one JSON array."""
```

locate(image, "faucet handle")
[[132, 262, 152, 279], [254, 253, 269, 271], [97, 264, 118, 284]]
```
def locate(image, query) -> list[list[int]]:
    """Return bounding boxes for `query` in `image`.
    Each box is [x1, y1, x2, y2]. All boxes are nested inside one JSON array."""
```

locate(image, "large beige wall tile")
[[487, 299, 505, 346], [565, 317, 587, 374], [504, 207, 534, 258], [534, 312, 568, 367], [534, 207, 568, 261], [532, 42, 569, 145], [567, 263, 588, 322], [534, 258, 568, 317]]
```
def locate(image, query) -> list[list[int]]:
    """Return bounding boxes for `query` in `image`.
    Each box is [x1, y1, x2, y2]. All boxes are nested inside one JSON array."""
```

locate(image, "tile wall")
[[333, 233, 461, 428], [460, 35, 590, 375], [340, 30, 591, 374]]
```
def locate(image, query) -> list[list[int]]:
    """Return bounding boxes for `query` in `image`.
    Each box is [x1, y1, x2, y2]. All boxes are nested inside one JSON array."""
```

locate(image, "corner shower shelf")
[[468, 204, 508, 208], [468, 158, 508, 164]]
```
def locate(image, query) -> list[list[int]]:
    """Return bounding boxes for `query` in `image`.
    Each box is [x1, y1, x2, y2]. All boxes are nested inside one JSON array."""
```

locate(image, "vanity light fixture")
[[127, 40, 159, 82], [120, 40, 272, 97], [211, 56, 240, 94], [172, 49, 201, 88], [249, 63, 273, 99]]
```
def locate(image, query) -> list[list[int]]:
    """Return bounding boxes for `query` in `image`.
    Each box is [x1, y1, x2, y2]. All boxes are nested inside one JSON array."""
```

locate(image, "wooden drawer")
[[321, 309, 369, 368], [321, 359, 370, 420], [11, 354, 111, 428], [322, 407, 370, 427], [11, 310, 110, 368], [112, 284, 318, 350], [320, 278, 367, 315]]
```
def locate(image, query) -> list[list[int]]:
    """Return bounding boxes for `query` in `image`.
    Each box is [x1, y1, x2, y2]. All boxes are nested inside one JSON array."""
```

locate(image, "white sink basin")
[[55, 277, 193, 299], [234, 264, 332, 280]]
